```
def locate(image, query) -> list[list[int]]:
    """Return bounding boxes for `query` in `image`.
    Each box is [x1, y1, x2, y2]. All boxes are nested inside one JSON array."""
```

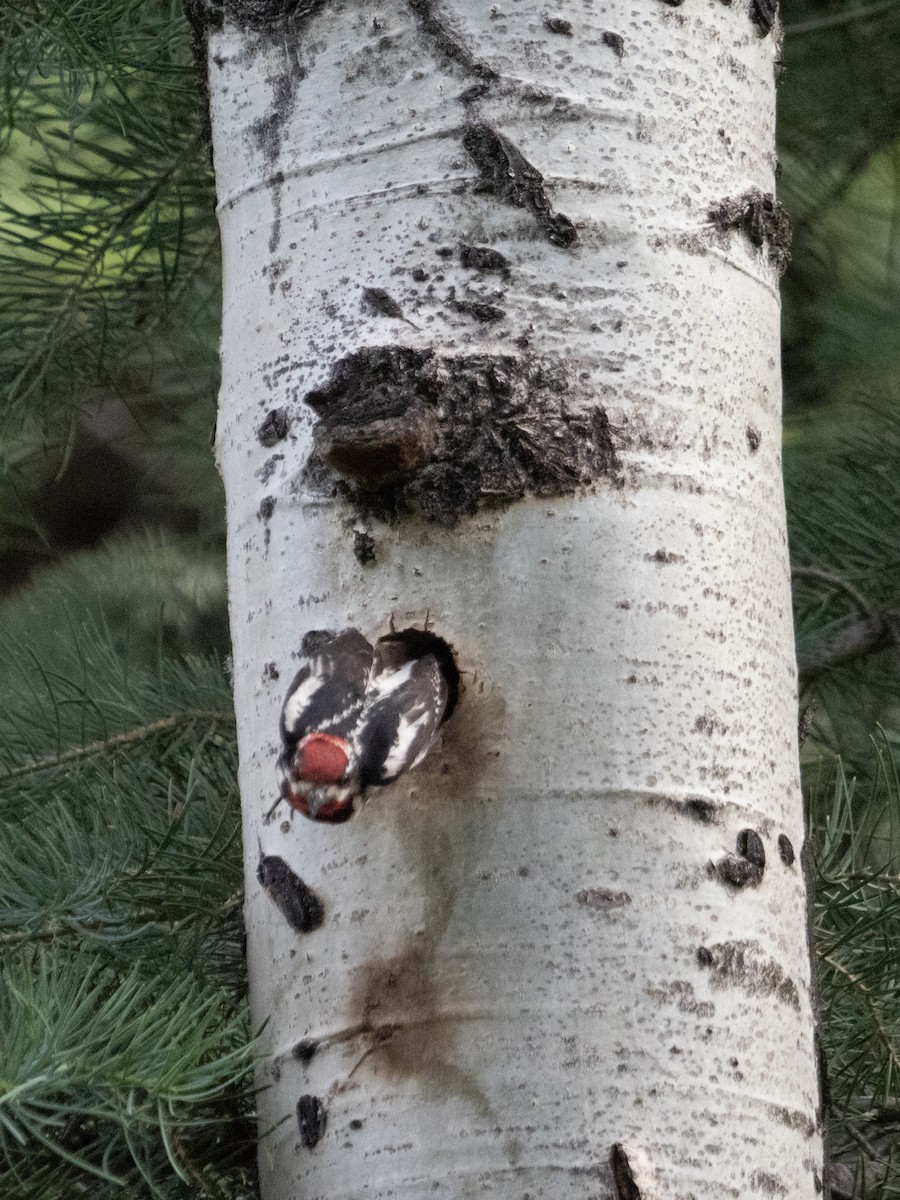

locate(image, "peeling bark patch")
[[257, 856, 324, 933], [576, 887, 631, 911], [303, 346, 620, 524], [352, 528, 376, 565], [407, 0, 497, 81], [602, 31, 626, 56], [709, 189, 792, 275], [296, 1094, 327, 1148], [749, 0, 778, 35], [778, 834, 795, 866], [258, 407, 290, 447], [746, 424, 761, 453], [459, 243, 511, 274], [750, 1170, 787, 1196], [610, 1143, 642, 1200], [736, 828, 766, 869], [697, 941, 800, 1010], [463, 123, 578, 248], [544, 15, 573, 34]]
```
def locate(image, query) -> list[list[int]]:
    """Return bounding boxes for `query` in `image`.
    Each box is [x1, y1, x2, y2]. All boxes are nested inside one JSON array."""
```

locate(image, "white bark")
[[210, 1, 821, 1196]]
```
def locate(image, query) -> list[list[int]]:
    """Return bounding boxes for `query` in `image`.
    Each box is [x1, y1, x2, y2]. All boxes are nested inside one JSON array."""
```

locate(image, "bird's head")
[[279, 732, 358, 822]]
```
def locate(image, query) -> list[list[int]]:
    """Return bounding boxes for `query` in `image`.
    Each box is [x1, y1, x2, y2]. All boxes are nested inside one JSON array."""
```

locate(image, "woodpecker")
[[276, 627, 458, 822]]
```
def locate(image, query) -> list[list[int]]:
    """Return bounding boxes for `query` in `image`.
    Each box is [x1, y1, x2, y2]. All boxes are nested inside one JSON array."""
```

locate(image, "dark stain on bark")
[[258, 407, 290, 447], [292, 1038, 318, 1063], [750, 1169, 788, 1196], [736, 828, 766, 869], [296, 1094, 327, 1148], [258, 495, 276, 520], [682, 796, 720, 824], [709, 189, 792, 275], [463, 123, 578, 248], [778, 833, 795, 866], [407, 0, 497, 82], [257, 855, 324, 933], [544, 15, 573, 34], [697, 940, 801, 1009], [459, 243, 511, 274], [602, 31, 626, 57], [450, 298, 506, 322], [610, 1143, 642, 1199], [715, 854, 764, 888], [352, 528, 377, 565], [222, 0, 327, 30], [749, 0, 778, 36], [362, 287, 405, 319], [576, 887, 632, 911], [302, 345, 620, 523], [746, 424, 762, 453]]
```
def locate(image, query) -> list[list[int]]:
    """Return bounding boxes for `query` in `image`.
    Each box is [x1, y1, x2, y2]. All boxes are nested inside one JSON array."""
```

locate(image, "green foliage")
[[780, 0, 900, 411], [811, 737, 900, 1198], [0, 533, 254, 1199]]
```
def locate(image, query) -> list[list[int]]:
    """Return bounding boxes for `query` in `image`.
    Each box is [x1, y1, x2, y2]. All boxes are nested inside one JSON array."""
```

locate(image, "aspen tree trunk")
[[208, 0, 822, 1196]]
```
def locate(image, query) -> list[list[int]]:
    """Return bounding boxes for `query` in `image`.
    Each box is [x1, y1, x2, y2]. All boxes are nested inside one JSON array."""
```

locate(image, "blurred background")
[[0, 2, 898, 1197]]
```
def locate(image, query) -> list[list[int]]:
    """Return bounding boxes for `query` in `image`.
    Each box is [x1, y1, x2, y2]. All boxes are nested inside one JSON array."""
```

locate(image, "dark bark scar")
[[302, 345, 620, 523], [463, 123, 578, 248]]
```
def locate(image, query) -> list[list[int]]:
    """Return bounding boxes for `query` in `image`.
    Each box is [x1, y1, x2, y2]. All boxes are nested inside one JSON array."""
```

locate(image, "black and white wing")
[[353, 653, 449, 787], [280, 628, 374, 749]]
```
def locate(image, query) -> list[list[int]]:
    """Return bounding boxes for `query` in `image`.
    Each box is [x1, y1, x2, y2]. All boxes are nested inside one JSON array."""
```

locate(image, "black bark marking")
[[682, 796, 719, 823], [361, 287, 415, 326], [544, 15, 573, 34], [450, 298, 506, 322], [715, 854, 764, 889], [709, 189, 792, 275], [610, 1144, 642, 1199], [778, 833, 795, 866], [750, 1170, 788, 1196], [657, 0, 685, 7], [645, 548, 684, 564], [223, 0, 327, 30], [293, 1039, 318, 1063], [602, 31, 626, 56], [463, 123, 578, 248], [746, 424, 761, 453], [736, 828, 766, 869], [257, 855, 324, 933], [296, 1094, 327, 1148], [576, 888, 631, 911], [697, 940, 801, 1009], [749, 0, 778, 36], [258, 407, 290, 447], [258, 495, 276, 520], [302, 345, 620, 524], [352, 528, 376, 565], [407, 0, 497, 82], [459, 243, 511, 274]]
